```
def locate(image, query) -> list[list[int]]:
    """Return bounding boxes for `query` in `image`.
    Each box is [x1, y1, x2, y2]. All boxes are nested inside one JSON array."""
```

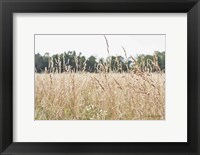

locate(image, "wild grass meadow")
[[35, 36, 165, 120]]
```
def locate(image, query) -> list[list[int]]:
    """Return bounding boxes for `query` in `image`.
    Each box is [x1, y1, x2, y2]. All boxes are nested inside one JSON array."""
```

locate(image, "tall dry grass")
[[35, 36, 165, 120], [35, 71, 165, 120]]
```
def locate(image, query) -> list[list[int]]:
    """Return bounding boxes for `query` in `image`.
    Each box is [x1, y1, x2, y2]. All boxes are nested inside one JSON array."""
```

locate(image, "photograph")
[[35, 34, 165, 120]]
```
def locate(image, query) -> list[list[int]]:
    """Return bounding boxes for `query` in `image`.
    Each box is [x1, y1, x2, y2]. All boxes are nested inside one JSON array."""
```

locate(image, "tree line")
[[35, 51, 165, 73]]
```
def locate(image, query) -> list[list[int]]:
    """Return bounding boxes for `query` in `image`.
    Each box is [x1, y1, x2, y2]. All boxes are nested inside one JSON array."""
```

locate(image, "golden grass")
[[35, 72, 165, 120]]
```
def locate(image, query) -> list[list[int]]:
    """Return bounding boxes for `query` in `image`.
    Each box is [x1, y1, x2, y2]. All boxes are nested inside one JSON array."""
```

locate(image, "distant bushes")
[[35, 51, 165, 73]]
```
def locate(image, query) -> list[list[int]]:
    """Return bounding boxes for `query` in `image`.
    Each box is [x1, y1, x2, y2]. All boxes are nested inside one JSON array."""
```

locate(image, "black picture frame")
[[0, 0, 200, 154]]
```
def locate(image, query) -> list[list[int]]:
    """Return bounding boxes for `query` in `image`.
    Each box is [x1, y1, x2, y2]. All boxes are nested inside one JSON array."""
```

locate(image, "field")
[[35, 72, 165, 120]]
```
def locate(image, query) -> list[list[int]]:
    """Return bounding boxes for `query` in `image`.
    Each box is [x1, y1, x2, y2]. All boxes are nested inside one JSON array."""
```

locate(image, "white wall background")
[[13, 13, 187, 142]]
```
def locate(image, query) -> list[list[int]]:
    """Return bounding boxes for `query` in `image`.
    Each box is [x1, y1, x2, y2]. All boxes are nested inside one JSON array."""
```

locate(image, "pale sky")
[[35, 34, 165, 59]]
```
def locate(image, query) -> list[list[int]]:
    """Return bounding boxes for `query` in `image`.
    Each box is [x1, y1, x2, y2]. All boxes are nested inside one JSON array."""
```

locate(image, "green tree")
[[35, 53, 49, 73], [86, 55, 97, 72]]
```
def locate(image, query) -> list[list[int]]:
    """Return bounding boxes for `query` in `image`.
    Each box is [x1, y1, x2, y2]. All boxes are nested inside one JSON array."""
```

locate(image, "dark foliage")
[[35, 51, 165, 73]]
